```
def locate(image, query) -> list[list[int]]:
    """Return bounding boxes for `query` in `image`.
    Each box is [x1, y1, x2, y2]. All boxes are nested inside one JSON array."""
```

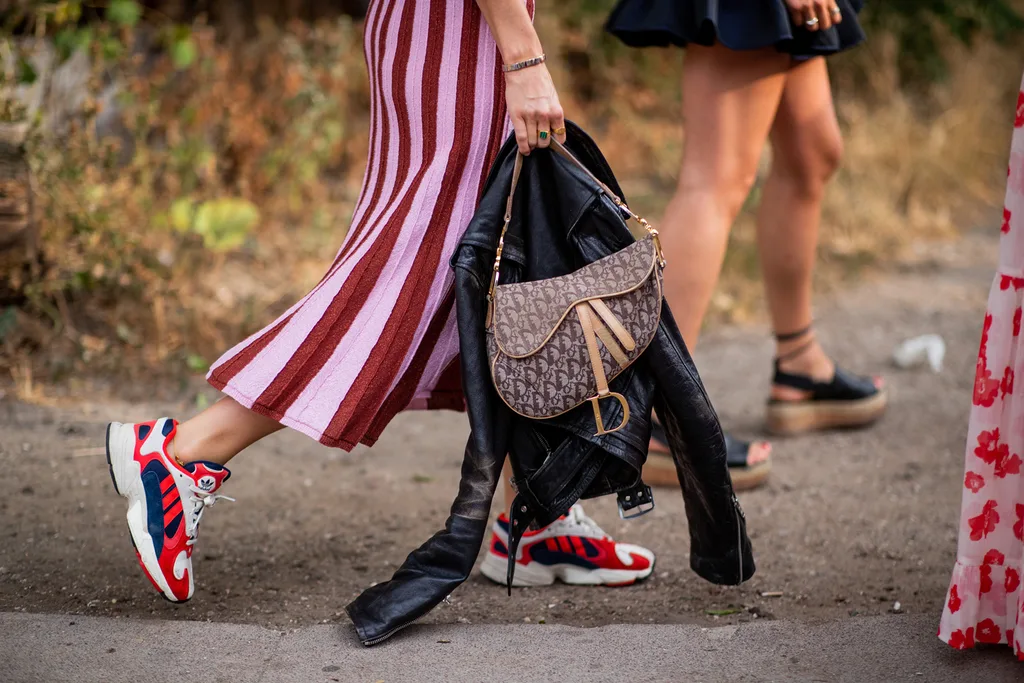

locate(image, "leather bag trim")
[[488, 273, 663, 422], [491, 238, 658, 359]]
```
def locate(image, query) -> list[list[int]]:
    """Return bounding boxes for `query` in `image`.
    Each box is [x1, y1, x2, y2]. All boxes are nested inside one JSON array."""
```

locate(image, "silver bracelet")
[[502, 54, 546, 73]]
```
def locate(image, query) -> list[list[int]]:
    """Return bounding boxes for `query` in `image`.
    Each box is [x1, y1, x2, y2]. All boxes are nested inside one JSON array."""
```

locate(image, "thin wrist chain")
[[502, 54, 545, 73]]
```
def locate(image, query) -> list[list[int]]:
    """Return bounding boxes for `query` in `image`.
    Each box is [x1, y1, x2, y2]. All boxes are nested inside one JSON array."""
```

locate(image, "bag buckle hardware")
[[618, 485, 655, 520], [589, 391, 630, 436]]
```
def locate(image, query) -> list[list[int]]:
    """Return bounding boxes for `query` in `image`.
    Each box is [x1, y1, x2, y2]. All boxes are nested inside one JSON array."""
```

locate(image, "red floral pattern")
[[975, 364, 1000, 408], [974, 317, 1000, 406], [976, 429, 1003, 463], [941, 78, 1024, 658], [974, 429, 1022, 479], [998, 451, 1023, 479], [948, 585, 962, 613], [965, 471, 985, 493], [985, 549, 1007, 565], [981, 564, 994, 594], [969, 501, 1000, 542], [949, 627, 976, 650], [978, 619, 1003, 644], [1000, 275, 1024, 291]]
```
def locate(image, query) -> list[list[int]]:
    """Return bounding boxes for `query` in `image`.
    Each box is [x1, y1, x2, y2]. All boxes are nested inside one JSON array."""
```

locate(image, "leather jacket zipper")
[[361, 617, 420, 647], [733, 493, 745, 583]]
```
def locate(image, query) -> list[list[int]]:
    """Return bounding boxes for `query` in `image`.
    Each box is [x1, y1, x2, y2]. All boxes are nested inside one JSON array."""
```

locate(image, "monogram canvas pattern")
[[493, 239, 658, 357], [489, 238, 663, 419]]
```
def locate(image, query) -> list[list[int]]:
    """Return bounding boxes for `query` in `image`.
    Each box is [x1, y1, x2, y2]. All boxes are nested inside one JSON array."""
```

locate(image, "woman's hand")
[[504, 64, 566, 155], [785, 0, 842, 32]]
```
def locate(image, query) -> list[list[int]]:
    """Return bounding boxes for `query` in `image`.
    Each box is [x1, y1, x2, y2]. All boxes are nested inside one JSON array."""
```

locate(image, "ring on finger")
[[830, 5, 841, 17], [539, 130, 549, 141], [805, 16, 819, 27], [553, 126, 566, 136]]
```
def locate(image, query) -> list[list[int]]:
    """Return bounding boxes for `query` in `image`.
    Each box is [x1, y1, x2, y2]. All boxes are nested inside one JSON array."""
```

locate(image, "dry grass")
[[3, 15, 1024, 394]]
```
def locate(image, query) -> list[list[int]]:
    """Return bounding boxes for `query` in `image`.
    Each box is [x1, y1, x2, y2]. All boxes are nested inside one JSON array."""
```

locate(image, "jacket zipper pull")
[[505, 495, 531, 596]]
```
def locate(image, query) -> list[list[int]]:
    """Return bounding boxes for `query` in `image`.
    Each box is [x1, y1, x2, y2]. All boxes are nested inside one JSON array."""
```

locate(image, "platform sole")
[[642, 451, 771, 492], [479, 552, 654, 587], [766, 388, 889, 436]]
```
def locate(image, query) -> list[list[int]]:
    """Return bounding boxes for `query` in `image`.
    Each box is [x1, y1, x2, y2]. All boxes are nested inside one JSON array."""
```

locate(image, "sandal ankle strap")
[[774, 324, 813, 343], [772, 363, 879, 402], [775, 338, 817, 365]]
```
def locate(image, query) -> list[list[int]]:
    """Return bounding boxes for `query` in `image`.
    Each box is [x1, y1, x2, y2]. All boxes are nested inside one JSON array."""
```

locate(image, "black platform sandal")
[[644, 423, 771, 492], [766, 326, 888, 436]]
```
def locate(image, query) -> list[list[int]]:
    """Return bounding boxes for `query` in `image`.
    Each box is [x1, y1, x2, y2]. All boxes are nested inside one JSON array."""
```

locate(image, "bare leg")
[[659, 43, 790, 464], [170, 397, 283, 465], [661, 44, 790, 346], [757, 57, 881, 399]]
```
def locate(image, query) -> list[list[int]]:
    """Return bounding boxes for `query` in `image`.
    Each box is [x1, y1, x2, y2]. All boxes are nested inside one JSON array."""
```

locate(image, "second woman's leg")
[[655, 43, 791, 474], [756, 56, 843, 393], [660, 43, 790, 347], [757, 57, 885, 430]]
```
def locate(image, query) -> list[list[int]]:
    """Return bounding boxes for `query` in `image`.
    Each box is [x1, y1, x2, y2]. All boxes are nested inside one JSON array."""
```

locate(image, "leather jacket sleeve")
[[346, 125, 754, 645]]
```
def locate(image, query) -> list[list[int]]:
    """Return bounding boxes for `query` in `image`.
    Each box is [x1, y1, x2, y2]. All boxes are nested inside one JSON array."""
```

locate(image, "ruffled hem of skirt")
[[938, 558, 1024, 657], [606, 0, 865, 58]]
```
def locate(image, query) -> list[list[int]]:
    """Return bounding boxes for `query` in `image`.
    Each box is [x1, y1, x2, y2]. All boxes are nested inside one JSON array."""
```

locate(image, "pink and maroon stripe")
[[207, 0, 524, 449]]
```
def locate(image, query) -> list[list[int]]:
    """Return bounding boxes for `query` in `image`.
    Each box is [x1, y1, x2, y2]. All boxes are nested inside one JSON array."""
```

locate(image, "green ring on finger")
[[539, 130, 549, 141]]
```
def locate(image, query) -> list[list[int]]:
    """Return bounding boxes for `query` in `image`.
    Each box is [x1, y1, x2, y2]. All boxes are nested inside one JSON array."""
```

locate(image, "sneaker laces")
[[566, 504, 609, 539], [184, 483, 235, 546]]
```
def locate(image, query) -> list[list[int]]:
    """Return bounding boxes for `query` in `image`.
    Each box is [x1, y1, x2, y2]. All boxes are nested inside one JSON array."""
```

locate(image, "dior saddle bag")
[[486, 139, 666, 436]]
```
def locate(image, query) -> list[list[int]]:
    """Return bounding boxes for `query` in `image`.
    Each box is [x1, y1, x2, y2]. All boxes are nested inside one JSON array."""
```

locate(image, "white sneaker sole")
[[105, 422, 186, 603], [479, 551, 654, 587]]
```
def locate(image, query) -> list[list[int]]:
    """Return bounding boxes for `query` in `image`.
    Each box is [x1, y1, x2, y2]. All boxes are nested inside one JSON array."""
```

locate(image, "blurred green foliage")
[[1, 0, 362, 378], [862, 0, 1024, 81], [3, 1, 196, 71]]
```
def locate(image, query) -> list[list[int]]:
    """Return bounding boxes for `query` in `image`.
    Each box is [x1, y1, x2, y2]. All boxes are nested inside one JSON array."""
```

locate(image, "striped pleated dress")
[[207, 0, 531, 450]]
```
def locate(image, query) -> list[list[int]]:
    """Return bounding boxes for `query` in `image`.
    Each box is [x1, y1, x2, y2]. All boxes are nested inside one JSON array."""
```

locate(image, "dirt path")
[[0, 232, 998, 631]]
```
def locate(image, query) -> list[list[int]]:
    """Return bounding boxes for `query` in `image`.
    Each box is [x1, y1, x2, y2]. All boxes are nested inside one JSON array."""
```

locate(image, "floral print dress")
[[939, 74, 1024, 657]]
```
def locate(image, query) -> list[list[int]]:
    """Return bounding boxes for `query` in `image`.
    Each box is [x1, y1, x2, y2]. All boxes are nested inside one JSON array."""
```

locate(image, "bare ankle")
[[774, 338, 834, 383], [167, 435, 191, 466]]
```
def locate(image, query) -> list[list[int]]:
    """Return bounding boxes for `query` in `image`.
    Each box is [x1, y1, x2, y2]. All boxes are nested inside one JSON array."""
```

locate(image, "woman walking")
[[939, 73, 1024, 657], [607, 0, 886, 490], [104, 0, 654, 604]]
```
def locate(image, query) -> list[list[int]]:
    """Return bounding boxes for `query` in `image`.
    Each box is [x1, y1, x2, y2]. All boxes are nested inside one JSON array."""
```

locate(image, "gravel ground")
[[0, 232, 998, 633]]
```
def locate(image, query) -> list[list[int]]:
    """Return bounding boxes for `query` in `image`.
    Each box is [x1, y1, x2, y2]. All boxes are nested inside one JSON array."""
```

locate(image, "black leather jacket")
[[347, 124, 755, 646]]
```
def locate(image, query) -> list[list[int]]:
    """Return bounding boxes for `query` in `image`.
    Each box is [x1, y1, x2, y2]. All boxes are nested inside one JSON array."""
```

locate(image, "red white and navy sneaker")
[[480, 503, 655, 587], [104, 418, 232, 602]]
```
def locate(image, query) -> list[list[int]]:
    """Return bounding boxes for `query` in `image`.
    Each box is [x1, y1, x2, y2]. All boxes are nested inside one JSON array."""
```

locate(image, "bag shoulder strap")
[[485, 140, 663, 326]]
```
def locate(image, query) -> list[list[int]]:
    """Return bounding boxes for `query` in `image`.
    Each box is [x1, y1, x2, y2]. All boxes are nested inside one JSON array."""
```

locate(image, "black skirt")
[[606, 0, 866, 59]]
